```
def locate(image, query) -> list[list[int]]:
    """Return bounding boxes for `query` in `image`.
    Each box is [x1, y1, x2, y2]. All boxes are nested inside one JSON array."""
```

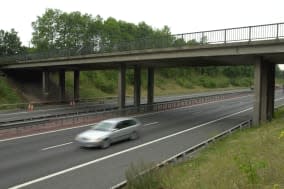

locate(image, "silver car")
[[75, 117, 141, 148]]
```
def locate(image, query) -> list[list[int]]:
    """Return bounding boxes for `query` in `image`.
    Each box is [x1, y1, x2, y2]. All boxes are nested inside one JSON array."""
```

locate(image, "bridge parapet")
[[1, 22, 284, 65]]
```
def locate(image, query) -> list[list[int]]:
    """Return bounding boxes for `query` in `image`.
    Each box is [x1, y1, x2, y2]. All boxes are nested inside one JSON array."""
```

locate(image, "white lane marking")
[[276, 97, 284, 101], [1, 95, 283, 143], [41, 142, 73, 151], [134, 94, 253, 118], [144, 122, 159, 126], [0, 123, 95, 142], [9, 107, 251, 189]]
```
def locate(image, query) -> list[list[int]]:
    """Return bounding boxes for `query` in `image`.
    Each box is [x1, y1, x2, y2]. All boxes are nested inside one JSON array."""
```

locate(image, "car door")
[[123, 119, 137, 136], [111, 121, 128, 142]]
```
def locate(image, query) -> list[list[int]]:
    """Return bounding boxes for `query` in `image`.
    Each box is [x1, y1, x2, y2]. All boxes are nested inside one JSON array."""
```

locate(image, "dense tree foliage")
[[31, 9, 176, 52], [0, 29, 23, 56]]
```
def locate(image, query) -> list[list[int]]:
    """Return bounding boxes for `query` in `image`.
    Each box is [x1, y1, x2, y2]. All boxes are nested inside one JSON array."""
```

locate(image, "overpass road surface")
[[1, 92, 284, 189]]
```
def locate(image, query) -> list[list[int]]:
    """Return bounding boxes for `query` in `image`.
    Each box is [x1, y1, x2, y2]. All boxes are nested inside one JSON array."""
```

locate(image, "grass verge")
[[0, 77, 22, 105], [125, 109, 284, 189]]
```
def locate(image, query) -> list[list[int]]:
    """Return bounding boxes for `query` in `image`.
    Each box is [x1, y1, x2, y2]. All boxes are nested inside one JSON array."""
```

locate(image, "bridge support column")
[[147, 67, 154, 107], [134, 65, 141, 107], [74, 70, 80, 102], [118, 64, 126, 109], [42, 71, 50, 96], [59, 70, 66, 102], [267, 63, 275, 121], [253, 59, 275, 125]]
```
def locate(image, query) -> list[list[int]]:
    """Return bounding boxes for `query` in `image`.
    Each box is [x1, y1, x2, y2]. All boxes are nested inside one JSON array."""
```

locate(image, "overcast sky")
[[1, 0, 284, 46]]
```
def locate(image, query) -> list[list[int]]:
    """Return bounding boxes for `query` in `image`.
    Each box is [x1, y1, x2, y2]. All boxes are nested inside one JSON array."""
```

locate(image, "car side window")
[[127, 119, 137, 126], [116, 122, 125, 130], [116, 120, 137, 130]]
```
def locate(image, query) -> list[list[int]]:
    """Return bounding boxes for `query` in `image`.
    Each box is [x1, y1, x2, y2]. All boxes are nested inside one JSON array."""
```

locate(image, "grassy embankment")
[[125, 109, 284, 189], [0, 77, 22, 105], [64, 69, 254, 99]]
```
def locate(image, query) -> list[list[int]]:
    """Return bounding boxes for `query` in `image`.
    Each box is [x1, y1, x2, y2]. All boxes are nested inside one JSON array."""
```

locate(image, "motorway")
[[0, 89, 250, 125], [1, 91, 284, 189]]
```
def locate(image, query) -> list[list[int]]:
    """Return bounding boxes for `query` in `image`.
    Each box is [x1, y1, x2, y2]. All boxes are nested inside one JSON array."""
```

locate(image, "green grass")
[[62, 70, 252, 99], [0, 77, 22, 105], [125, 109, 284, 189]]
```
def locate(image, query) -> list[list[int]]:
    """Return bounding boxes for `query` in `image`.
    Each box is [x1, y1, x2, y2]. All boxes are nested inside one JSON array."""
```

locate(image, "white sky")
[[1, 0, 284, 46]]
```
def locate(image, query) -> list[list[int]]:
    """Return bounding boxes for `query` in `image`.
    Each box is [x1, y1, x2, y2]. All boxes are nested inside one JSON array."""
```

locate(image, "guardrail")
[[111, 119, 253, 189], [0, 91, 251, 138], [1, 22, 284, 64], [0, 96, 121, 111]]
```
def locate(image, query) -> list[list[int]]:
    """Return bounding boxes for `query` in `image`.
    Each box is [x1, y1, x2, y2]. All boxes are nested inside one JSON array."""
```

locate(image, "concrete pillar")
[[118, 64, 126, 109], [260, 62, 268, 123], [59, 70, 66, 102], [267, 64, 275, 121], [74, 70, 80, 102], [42, 71, 49, 95], [253, 60, 262, 125], [147, 67, 154, 105], [253, 58, 275, 125], [134, 65, 141, 107]]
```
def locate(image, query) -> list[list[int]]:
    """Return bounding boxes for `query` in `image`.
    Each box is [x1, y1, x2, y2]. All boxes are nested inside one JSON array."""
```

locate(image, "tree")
[[31, 9, 101, 52], [31, 9, 62, 50], [0, 29, 23, 56]]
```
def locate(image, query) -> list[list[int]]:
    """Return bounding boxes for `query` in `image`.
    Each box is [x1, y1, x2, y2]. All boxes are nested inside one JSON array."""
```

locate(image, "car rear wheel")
[[101, 139, 111, 149], [129, 131, 139, 140]]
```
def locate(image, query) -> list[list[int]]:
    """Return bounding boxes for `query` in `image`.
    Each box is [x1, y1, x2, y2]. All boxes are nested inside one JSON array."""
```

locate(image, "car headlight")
[[91, 137, 104, 142]]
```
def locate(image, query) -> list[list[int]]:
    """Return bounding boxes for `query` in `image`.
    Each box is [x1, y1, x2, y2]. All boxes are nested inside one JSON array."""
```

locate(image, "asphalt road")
[[0, 89, 250, 124], [1, 91, 283, 189]]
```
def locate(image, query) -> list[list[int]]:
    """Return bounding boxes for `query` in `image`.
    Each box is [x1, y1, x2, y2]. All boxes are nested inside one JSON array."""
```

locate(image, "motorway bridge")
[[0, 23, 284, 124]]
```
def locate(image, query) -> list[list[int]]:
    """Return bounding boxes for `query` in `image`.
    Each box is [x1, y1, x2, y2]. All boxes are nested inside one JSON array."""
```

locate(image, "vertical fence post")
[[248, 26, 252, 43], [224, 29, 227, 44], [276, 23, 279, 40]]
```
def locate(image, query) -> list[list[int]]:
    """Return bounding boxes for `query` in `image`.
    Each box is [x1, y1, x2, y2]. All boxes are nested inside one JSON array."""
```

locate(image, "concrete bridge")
[[1, 22, 284, 125]]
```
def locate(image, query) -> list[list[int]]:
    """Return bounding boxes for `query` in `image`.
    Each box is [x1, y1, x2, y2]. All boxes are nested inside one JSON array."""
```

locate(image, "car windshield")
[[91, 121, 115, 131]]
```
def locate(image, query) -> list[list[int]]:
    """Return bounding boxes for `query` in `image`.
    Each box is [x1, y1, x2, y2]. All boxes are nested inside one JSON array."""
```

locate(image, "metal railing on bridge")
[[1, 22, 284, 64]]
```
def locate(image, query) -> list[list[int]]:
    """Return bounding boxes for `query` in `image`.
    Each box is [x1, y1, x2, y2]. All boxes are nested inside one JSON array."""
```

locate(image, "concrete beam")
[[147, 67, 154, 105], [118, 64, 126, 109], [7, 40, 284, 70], [59, 70, 66, 102], [134, 65, 141, 107], [74, 70, 80, 102]]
